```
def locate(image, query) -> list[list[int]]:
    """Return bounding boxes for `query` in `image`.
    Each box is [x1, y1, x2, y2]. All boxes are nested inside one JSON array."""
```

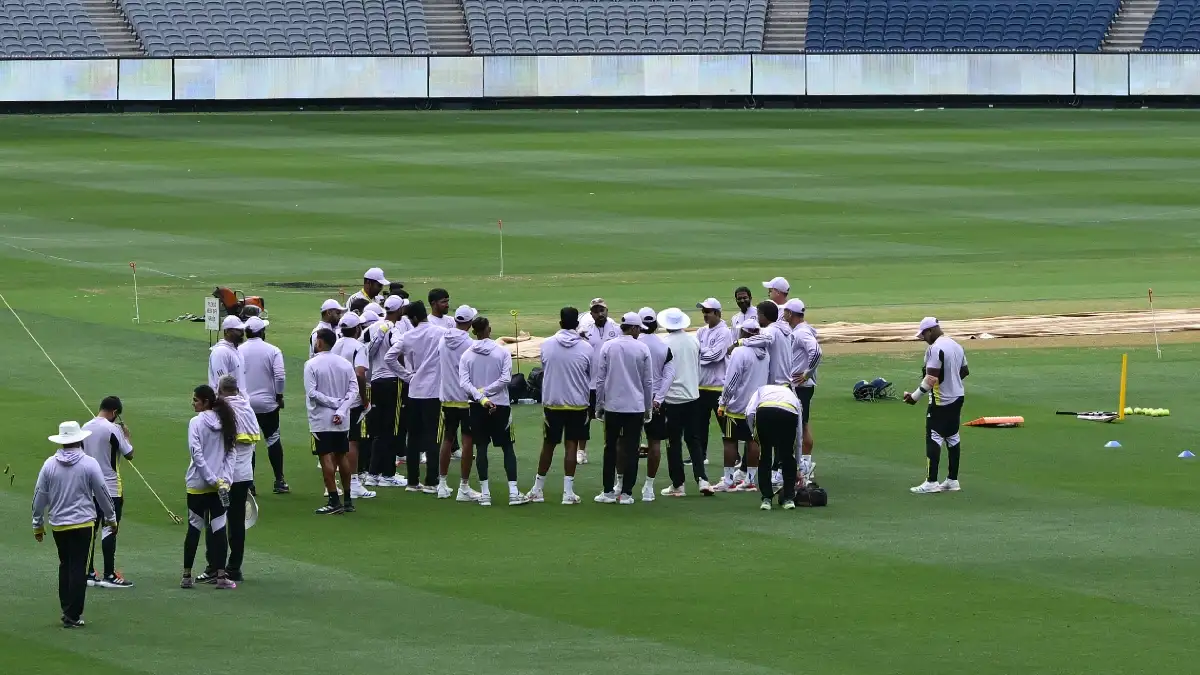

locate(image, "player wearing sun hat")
[[657, 307, 714, 498], [33, 420, 117, 628], [208, 315, 246, 394]]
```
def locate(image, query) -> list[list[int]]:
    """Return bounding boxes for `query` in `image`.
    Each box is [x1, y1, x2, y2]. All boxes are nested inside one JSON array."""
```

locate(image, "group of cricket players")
[[32, 265, 969, 615]]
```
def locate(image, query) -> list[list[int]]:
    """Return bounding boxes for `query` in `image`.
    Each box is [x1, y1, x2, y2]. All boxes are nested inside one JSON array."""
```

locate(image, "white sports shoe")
[[711, 479, 735, 493], [577, 450, 589, 464], [940, 479, 962, 492], [698, 479, 715, 496], [457, 486, 481, 502], [642, 484, 656, 502], [436, 484, 453, 499], [479, 493, 492, 507], [419, 484, 438, 494], [527, 488, 545, 503], [732, 469, 747, 485], [377, 475, 407, 488], [594, 491, 617, 504], [350, 484, 377, 499], [760, 499, 772, 511], [660, 484, 685, 498], [910, 481, 944, 494], [363, 474, 379, 487], [509, 493, 531, 506], [562, 492, 581, 505], [451, 450, 462, 460], [617, 494, 635, 505]]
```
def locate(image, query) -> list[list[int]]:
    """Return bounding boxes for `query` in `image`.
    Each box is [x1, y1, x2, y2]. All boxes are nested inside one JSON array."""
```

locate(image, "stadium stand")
[[0, 0, 109, 57], [462, 0, 767, 54], [1142, 0, 1200, 50], [118, 0, 432, 55], [805, 0, 1119, 52]]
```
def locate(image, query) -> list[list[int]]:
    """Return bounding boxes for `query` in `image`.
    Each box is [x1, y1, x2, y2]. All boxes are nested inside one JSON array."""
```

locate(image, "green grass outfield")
[[1, 109, 1198, 675]]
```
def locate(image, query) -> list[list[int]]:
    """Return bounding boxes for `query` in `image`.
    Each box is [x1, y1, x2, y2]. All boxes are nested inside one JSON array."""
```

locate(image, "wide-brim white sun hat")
[[245, 493, 259, 529], [657, 308, 691, 331], [49, 421, 92, 445]]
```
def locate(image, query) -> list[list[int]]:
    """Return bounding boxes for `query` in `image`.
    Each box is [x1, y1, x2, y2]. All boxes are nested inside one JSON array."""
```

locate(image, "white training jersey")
[[925, 335, 967, 406], [331, 336, 370, 408]]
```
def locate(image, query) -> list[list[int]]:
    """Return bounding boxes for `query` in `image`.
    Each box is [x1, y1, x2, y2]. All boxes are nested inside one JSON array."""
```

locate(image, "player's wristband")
[[911, 383, 929, 400]]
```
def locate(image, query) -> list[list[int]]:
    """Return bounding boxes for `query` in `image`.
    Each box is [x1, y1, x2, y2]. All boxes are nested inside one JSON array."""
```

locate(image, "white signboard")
[[204, 297, 220, 331]]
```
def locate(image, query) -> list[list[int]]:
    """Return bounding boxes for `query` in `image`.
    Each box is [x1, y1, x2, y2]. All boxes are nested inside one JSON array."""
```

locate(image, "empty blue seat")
[[1143, 0, 1200, 50]]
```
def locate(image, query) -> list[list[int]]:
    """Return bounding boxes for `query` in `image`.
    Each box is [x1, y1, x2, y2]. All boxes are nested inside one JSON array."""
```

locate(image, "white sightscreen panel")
[[587, 54, 646, 96], [0, 59, 117, 101], [1129, 54, 1200, 95], [174, 57, 427, 100], [1075, 54, 1128, 96], [642, 54, 751, 95], [118, 59, 173, 100], [752, 53, 806, 95], [536, 55, 597, 96], [483, 56, 539, 96], [428, 56, 483, 97], [808, 54, 1073, 95]]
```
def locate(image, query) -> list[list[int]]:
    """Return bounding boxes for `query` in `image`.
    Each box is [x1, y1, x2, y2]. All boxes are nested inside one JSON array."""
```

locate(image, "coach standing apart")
[[81, 397, 133, 588], [33, 421, 117, 628], [658, 308, 714, 497], [593, 312, 653, 505], [209, 315, 246, 394], [305, 328, 360, 514], [905, 318, 968, 494], [241, 316, 289, 494], [696, 298, 732, 465], [529, 307, 592, 505]]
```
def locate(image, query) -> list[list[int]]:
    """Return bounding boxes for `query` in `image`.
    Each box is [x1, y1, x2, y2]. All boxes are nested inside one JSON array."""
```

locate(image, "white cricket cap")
[[783, 298, 806, 314], [638, 307, 657, 327], [365, 302, 383, 316], [364, 267, 389, 284], [762, 276, 790, 294], [696, 298, 722, 311], [590, 298, 608, 309], [454, 305, 478, 323], [657, 307, 690, 331], [361, 310, 380, 326], [339, 312, 361, 329], [740, 323, 761, 335], [244, 316, 269, 332], [915, 317, 939, 338], [321, 299, 345, 312], [222, 315, 245, 331], [384, 295, 405, 312], [620, 311, 643, 328]]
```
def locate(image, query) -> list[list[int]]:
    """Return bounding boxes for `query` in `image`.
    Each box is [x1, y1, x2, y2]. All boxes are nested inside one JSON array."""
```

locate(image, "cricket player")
[[216, 375, 261, 583], [428, 288, 455, 329], [695, 298, 732, 465], [783, 299, 821, 485], [386, 301, 446, 492], [633, 307, 672, 501], [181, 385, 236, 589], [745, 384, 802, 510], [437, 305, 482, 501], [593, 312, 653, 505], [241, 316, 289, 494], [730, 286, 757, 334], [33, 420, 117, 627], [528, 307, 592, 505], [460, 315, 529, 506], [310, 299, 345, 358], [347, 267, 389, 306], [905, 317, 968, 494], [580, 298, 621, 464], [658, 307, 713, 497], [331, 313, 376, 501], [81, 397, 134, 589], [762, 276, 791, 324], [364, 295, 407, 488], [208, 315, 246, 394], [714, 323, 769, 492], [305, 329, 360, 515]]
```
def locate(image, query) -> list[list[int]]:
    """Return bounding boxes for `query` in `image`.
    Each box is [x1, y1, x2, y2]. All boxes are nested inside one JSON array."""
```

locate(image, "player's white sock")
[[438, 475, 447, 488], [534, 474, 546, 491], [644, 477, 654, 490], [747, 468, 759, 484], [480, 482, 490, 496], [723, 467, 734, 482], [564, 476, 575, 493], [460, 478, 471, 489], [508, 481, 519, 497]]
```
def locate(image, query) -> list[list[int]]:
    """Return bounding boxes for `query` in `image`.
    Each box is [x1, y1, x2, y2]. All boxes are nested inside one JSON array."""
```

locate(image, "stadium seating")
[[462, 0, 766, 54], [0, 0, 108, 57], [118, 0, 432, 56], [1143, 0, 1200, 50], [805, 0, 1118, 52]]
